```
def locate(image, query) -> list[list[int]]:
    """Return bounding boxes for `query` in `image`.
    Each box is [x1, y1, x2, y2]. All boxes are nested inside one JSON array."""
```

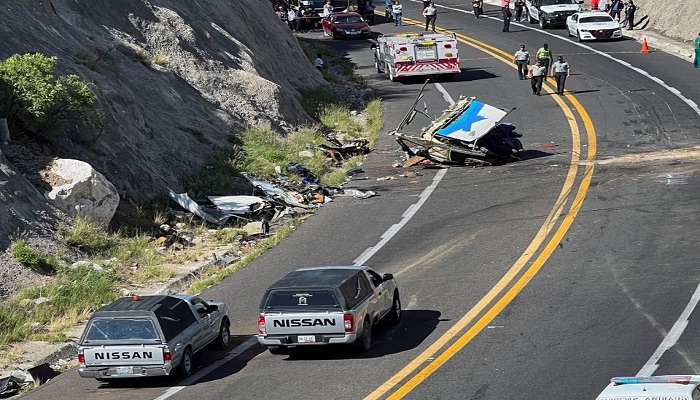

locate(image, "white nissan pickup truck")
[[77, 294, 230, 380], [257, 266, 401, 354]]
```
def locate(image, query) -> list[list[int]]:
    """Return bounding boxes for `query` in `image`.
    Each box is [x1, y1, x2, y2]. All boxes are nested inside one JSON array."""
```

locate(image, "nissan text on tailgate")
[[78, 294, 230, 380], [257, 266, 401, 354]]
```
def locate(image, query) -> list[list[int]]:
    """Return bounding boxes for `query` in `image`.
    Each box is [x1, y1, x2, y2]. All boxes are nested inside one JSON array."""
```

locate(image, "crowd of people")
[[590, 0, 637, 29], [274, 3, 323, 33]]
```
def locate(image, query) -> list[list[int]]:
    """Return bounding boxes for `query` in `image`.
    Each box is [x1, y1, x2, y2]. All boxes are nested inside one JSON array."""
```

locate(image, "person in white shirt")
[[323, 0, 333, 17], [287, 8, 297, 31], [392, 0, 403, 26], [314, 53, 325, 70], [422, 2, 437, 32]]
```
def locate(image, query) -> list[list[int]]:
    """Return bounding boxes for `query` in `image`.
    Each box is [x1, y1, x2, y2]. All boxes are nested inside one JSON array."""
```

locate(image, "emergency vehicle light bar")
[[611, 376, 693, 386]]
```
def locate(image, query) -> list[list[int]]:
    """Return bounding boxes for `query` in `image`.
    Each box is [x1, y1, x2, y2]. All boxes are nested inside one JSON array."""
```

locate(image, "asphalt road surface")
[[21, 2, 700, 399]]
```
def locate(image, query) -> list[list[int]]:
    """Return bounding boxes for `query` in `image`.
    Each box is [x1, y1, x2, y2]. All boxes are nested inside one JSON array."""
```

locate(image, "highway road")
[[21, 1, 700, 399]]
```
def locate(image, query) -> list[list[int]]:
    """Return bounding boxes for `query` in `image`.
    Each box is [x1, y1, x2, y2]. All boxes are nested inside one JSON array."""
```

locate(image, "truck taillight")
[[78, 350, 85, 364], [163, 349, 172, 361], [258, 315, 266, 334], [444, 43, 452, 48], [343, 313, 354, 333], [399, 46, 407, 52]]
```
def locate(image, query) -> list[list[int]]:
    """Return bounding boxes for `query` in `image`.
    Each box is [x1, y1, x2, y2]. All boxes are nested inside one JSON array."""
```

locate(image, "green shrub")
[[0, 265, 122, 348], [10, 238, 60, 273], [58, 217, 113, 254], [0, 53, 99, 138]]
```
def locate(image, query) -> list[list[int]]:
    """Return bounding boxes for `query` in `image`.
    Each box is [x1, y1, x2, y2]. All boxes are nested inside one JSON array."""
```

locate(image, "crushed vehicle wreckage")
[[391, 80, 524, 165], [166, 137, 376, 229]]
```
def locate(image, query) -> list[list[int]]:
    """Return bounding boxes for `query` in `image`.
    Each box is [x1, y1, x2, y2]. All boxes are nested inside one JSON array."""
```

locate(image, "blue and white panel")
[[435, 100, 507, 142]]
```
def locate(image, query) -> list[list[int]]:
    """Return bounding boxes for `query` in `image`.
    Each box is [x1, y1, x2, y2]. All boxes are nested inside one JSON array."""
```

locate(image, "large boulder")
[[44, 159, 120, 227]]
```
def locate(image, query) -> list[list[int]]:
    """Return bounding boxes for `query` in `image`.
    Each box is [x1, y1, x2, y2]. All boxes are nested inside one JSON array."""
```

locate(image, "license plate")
[[298, 335, 316, 343], [415, 45, 436, 61], [115, 367, 133, 376], [348, 31, 359, 35]]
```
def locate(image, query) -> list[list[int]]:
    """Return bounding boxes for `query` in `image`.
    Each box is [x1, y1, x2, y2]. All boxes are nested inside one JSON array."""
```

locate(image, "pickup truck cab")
[[77, 294, 230, 380], [525, 0, 583, 29], [257, 266, 400, 353]]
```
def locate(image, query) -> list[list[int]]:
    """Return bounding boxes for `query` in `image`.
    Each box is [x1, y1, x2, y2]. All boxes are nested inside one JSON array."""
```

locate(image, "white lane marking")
[[410, 0, 700, 119], [354, 82, 452, 267], [154, 338, 257, 400], [637, 284, 700, 376], [434, 82, 455, 105], [354, 168, 449, 268]]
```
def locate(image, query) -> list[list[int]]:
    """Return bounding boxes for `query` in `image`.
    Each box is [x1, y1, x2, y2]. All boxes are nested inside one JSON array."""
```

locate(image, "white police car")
[[566, 11, 622, 41], [596, 376, 700, 399]]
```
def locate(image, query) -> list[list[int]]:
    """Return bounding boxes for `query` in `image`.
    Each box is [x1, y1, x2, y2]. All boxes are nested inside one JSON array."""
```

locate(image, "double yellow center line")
[[365, 15, 597, 400]]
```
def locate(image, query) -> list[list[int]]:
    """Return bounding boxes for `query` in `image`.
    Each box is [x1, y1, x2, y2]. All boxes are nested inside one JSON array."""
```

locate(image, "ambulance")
[[370, 31, 460, 82]]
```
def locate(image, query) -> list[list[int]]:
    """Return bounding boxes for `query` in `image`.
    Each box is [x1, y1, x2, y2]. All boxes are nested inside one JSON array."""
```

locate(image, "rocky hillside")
[[0, 1, 324, 220], [617, 0, 697, 42], [589, 0, 699, 42], [0, 0, 323, 202], [0, 0, 326, 295]]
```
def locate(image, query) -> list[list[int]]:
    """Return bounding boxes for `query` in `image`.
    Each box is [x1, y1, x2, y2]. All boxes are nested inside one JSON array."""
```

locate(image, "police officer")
[[513, 44, 530, 80], [550, 55, 571, 95], [529, 60, 546, 96], [536, 43, 552, 77]]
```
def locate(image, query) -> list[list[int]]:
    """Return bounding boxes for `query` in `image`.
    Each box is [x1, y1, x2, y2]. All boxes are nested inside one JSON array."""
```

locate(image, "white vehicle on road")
[[370, 32, 460, 82], [566, 11, 622, 41], [525, 0, 582, 29], [596, 376, 700, 399]]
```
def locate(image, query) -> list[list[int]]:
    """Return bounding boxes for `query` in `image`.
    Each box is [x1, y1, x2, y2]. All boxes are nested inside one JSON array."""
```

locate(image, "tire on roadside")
[[215, 318, 231, 350], [387, 291, 402, 324], [176, 347, 193, 378], [355, 318, 372, 352]]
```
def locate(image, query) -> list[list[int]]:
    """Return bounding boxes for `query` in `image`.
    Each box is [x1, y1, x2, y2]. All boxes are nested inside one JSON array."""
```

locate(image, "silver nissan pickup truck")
[[257, 266, 401, 353], [77, 294, 230, 380]]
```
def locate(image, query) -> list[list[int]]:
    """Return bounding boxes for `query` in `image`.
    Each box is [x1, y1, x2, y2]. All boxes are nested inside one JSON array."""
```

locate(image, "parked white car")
[[566, 11, 622, 41]]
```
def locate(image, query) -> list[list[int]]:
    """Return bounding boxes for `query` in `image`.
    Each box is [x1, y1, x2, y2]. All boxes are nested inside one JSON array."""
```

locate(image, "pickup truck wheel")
[[216, 319, 231, 350], [267, 346, 289, 355], [387, 292, 402, 324], [176, 347, 193, 378], [374, 55, 382, 73], [389, 68, 398, 82], [355, 319, 372, 352], [539, 16, 547, 29]]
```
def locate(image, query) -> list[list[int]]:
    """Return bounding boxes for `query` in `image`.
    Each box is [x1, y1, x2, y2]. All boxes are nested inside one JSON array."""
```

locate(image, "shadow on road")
[[98, 335, 263, 388], [275, 309, 443, 360]]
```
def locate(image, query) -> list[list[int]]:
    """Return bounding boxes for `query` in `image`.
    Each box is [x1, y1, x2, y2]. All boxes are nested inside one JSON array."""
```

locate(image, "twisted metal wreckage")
[[391, 79, 524, 166], [168, 82, 524, 227], [167, 140, 375, 227]]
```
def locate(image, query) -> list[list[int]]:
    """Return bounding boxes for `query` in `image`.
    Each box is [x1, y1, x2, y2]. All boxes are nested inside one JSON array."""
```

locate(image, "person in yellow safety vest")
[[536, 43, 552, 77]]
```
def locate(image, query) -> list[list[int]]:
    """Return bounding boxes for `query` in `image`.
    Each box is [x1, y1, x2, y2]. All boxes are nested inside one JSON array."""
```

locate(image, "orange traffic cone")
[[640, 38, 650, 54]]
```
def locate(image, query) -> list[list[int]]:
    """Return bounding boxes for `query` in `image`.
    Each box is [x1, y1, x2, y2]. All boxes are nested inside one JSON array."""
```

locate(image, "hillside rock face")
[[0, 0, 323, 248], [0, 0, 323, 204], [632, 0, 697, 42]]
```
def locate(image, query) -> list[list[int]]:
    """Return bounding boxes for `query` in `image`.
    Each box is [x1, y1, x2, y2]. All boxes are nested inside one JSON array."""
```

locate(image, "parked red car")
[[322, 12, 371, 39]]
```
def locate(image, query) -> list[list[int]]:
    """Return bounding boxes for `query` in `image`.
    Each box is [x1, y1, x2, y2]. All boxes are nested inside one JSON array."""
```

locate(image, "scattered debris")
[[0, 363, 57, 398], [389, 80, 524, 166]]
